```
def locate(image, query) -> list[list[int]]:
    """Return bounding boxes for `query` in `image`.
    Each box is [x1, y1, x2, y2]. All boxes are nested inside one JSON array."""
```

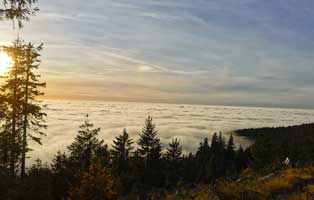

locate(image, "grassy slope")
[[160, 167, 314, 200]]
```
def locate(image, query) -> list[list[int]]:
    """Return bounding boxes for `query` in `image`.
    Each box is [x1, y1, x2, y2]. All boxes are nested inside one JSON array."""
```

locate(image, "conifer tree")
[[225, 134, 236, 177], [218, 132, 226, 150], [236, 145, 248, 173], [182, 152, 197, 183], [137, 116, 162, 160], [0, 0, 44, 182], [165, 138, 183, 185], [211, 132, 219, 152], [227, 134, 235, 153], [0, 40, 25, 176], [111, 129, 133, 175], [0, 40, 46, 177], [51, 151, 71, 200], [0, 95, 9, 168], [20, 42, 46, 178], [68, 115, 108, 173], [165, 138, 182, 161], [136, 116, 163, 187], [226, 134, 235, 164], [195, 138, 211, 182], [111, 129, 134, 194]]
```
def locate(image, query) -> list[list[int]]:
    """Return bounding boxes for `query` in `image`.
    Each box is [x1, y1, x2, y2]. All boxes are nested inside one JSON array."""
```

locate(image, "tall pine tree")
[[20, 42, 46, 178], [165, 138, 183, 186], [111, 129, 133, 175], [137, 116, 163, 188], [165, 138, 182, 161], [68, 115, 108, 174], [225, 134, 236, 177], [0, 40, 25, 176]]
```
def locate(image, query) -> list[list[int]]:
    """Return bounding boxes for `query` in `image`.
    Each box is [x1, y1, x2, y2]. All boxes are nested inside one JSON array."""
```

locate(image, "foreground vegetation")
[[161, 167, 314, 200]]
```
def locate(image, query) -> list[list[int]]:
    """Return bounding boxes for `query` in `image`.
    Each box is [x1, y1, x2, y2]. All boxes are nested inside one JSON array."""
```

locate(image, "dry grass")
[[162, 185, 219, 200], [122, 167, 314, 200], [214, 167, 314, 200]]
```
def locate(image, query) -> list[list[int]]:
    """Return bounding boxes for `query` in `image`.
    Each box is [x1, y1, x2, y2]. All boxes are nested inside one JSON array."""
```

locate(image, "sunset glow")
[[0, 51, 13, 75]]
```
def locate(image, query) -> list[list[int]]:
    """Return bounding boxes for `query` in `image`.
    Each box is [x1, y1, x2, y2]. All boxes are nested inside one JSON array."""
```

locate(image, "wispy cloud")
[[1, 0, 314, 108]]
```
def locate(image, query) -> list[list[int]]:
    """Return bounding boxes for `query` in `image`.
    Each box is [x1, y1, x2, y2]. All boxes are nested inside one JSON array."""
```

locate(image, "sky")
[[1, 0, 314, 108]]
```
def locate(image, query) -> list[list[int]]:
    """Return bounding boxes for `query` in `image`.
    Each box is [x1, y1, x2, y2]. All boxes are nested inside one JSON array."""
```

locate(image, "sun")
[[0, 52, 13, 75]]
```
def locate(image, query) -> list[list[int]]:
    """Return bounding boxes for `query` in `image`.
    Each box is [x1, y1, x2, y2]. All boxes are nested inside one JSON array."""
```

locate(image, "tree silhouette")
[[0, 40, 46, 178], [110, 129, 134, 194], [0, 40, 25, 176], [20, 42, 46, 178], [195, 138, 211, 182], [111, 129, 134, 175], [137, 116, 162, 160], [68, 115, 107, 174], [225, 134, 236, 177], [136, 116, 164, 188], [165, 138, 182, 161], [0, 0, 39, 28], [51, 151, 71, 200], [165, 138, 183, 186]]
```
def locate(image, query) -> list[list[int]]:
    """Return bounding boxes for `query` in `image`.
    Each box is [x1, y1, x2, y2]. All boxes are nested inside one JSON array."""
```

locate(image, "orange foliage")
[[68, 163, 114, 200]]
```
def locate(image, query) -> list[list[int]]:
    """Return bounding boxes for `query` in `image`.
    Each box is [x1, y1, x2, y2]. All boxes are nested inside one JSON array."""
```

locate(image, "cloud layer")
[[29, 100, 314, 163]]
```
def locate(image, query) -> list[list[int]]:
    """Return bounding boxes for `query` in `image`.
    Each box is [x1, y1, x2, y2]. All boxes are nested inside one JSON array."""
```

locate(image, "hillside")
[[161, 167, 314, 200]]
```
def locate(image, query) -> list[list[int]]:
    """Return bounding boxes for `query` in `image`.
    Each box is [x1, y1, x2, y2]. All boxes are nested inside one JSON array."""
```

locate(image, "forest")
[[1, 113, 314, 200], [0, 114, 249, 199]]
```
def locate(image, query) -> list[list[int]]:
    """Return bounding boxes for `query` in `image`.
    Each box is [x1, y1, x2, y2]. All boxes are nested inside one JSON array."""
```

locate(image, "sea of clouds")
[[28, 100, 314, 164]]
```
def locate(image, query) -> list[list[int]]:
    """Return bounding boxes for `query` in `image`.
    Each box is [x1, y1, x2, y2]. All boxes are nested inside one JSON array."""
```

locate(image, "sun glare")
[[0, 52, 13, 75]]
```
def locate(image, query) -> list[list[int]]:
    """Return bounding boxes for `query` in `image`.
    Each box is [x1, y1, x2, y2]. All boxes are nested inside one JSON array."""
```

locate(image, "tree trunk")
[[21, 50, 30, 179], [10, 51, 18, 177]]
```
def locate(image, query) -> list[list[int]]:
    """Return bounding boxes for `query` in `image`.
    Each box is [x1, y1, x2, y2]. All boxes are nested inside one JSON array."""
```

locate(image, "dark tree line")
[[0, 115, 250, 200], [236, 123, 314, 172]]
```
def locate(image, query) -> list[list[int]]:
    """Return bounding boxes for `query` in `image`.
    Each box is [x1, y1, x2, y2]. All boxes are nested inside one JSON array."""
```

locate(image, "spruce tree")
[[136, 116, 163, 187], [182, 152, 197, 183], [165, 138, 182, 161], [236, 145, 248, 173], [165, 138, 183, 186], [227, 134, 235, 153], [68, 115, 108, 173], [195, 138, 211, 182], [211, 132, 219, 152], [225, 134, 236, 177], [0, 40, 46, 177], [0, 40, 25, 176], [111, 129, 134, 175], [137, 116, 162, 160], [0, 0, 43, 180], [111, 129, 134, 194], [218, 132, 226, 150], [20, 42, 46, 178], [51, 151, 70, 200]]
